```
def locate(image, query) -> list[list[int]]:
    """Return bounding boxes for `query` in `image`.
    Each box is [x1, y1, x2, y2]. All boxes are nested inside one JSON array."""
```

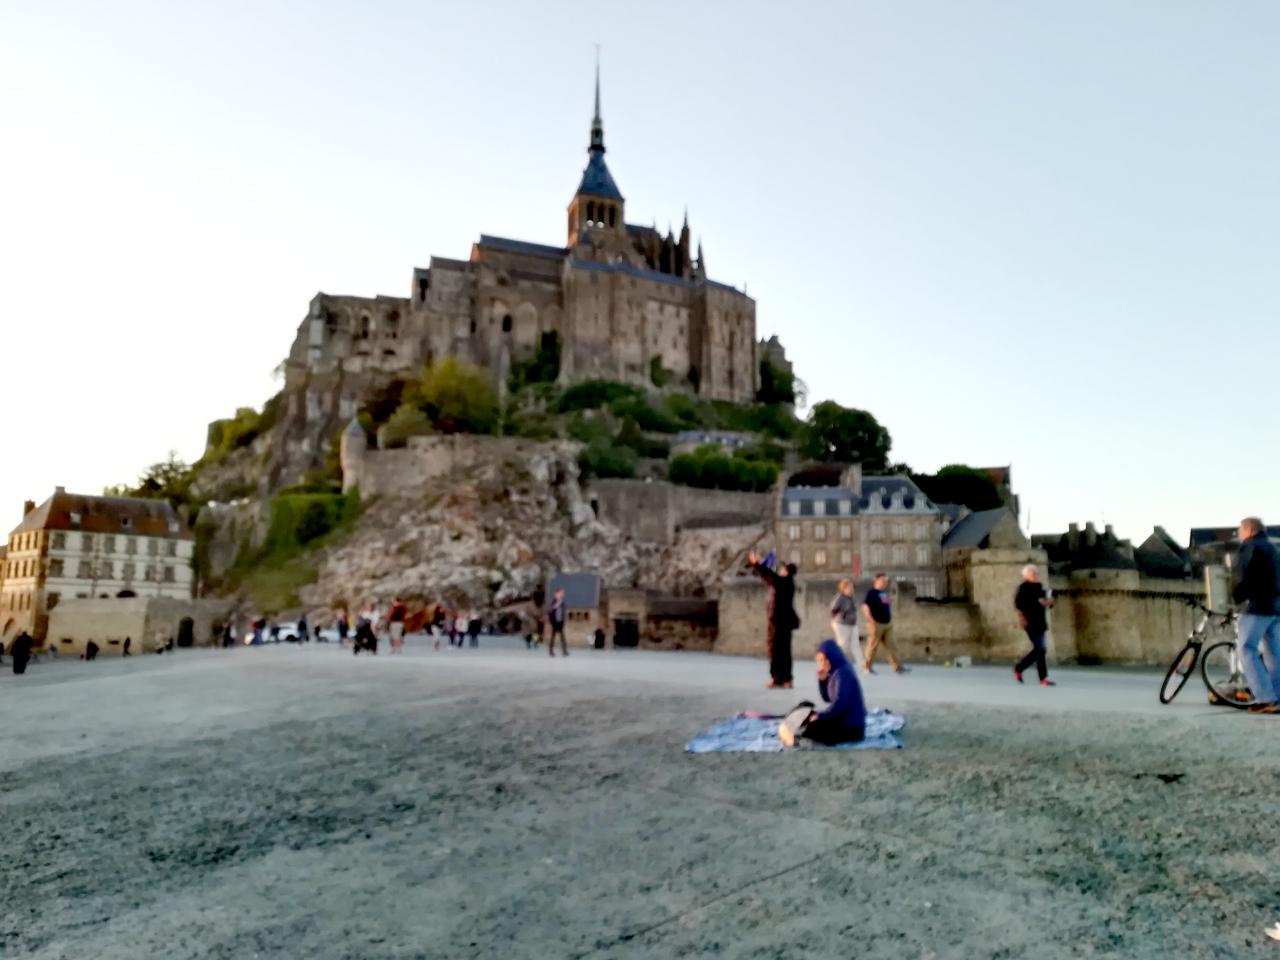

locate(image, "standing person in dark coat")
[[467, 613, 482, 648], [10, 631, 34, 675], [1233, 516, 1280, 714], [546, 588, 568, 657], [1013, 564, 1055, 686], [747, 551, 798, 689]]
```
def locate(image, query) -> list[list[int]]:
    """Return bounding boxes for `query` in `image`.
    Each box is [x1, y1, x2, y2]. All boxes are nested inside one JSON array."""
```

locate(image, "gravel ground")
[[2, 641, 1279, 959]]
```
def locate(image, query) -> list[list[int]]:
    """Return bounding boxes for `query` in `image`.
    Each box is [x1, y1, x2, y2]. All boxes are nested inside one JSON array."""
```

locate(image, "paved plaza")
[[3, 639, 1278, 959]]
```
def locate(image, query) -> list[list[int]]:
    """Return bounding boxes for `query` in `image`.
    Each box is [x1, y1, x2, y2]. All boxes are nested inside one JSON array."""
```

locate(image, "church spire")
[[589, 50, 605, 154]]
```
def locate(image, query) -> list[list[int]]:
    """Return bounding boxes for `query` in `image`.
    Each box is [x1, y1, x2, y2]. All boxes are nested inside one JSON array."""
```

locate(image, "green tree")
[[411, 357, 499, 434], [380, 403, 433, 448], [756, 357, 797, 405], [797, 402, 892, 469], [106, 452, 195, 511], [913, 465, 1003, 511], [509, 331, 562, 392]]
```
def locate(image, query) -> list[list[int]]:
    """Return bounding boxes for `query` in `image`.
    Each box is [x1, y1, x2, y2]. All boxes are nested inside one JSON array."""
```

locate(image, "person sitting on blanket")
[[779, 639, 866, 747]]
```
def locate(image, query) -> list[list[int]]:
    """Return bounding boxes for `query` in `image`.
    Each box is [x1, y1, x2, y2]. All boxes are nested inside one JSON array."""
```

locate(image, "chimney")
[[1104, 524, 1115, 539], [1085, 521, 1098, 546], [23, 500, 35, 516], [1067, 522, 1080, 553]]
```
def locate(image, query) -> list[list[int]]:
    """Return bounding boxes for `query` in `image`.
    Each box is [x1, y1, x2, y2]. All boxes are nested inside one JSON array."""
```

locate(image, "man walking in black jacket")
[[1233, 517, 1280, 714], [747, 552, 798, 689]]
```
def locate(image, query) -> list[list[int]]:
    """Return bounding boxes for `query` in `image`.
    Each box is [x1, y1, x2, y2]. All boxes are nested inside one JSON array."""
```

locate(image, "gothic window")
[[587, 201, 595, 224], [418, 276, 429, 302], [502, 315, 512, 333], [608, 206, 616, 227], [385, 311, 399, 339], [469, 319, 477, 335], [360, 315, 371, 339]]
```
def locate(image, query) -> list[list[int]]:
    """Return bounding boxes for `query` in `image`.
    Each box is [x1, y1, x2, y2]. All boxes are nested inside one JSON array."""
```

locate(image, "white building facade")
[[2, 488, 193, 649]]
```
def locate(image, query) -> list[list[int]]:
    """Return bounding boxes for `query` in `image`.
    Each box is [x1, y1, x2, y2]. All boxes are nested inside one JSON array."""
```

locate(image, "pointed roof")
[[575, 60, 623, 201]]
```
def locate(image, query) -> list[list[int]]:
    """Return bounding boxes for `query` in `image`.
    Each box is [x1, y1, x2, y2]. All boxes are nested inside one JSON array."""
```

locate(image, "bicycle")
[[1159, 602, 1255, 708]]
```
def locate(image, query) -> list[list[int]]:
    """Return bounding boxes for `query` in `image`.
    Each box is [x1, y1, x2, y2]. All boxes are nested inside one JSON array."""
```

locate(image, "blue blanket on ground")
[[686, 708, 905, 753]]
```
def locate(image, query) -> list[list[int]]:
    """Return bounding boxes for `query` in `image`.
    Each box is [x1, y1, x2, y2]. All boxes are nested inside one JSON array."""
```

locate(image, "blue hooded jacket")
[[815, 638, 866, 730]]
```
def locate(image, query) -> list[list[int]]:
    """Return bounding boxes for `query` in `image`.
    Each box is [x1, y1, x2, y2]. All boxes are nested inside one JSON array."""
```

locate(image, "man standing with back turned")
[[1233, 517, 1280, 715]]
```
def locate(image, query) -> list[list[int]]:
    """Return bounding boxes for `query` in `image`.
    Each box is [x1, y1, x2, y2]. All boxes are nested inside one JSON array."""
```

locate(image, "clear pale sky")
[[3, 1, 1276, 545]]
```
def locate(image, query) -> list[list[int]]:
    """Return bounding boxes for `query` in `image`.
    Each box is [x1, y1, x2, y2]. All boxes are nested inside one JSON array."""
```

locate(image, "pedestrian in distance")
[[1232, 516, 1280, 715], [467, 612, 482, 648], [1013, 564, 1055, 686], [862, 573, 907, 675], [829, 578, 861, 664], [336, 610, 349, 647], [746, 551, 799, 689], [547, 588, 569, 657], [10, 631, 34, 675], [123, 636, 132, 657], [388, 598, 408, 654], [298, 615, 310, 643]]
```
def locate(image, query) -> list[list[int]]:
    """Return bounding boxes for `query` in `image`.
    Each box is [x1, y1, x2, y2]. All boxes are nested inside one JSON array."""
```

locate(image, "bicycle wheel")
[[1159, 641, 1199, 704], [1201, 640, 1257, 709]]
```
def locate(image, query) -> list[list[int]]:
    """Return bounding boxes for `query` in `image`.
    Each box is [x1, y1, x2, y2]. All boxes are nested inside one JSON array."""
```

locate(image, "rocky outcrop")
[[298, 440, 660, 612]]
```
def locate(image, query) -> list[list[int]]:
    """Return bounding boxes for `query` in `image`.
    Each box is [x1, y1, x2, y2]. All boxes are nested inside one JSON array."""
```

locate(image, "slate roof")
[[942, 508, 1009, 549], [575, 151, 623, 201], [9, 491, 191, 540], [780, 476, 938, 517], [567, 258, 747, 296], [548, 572, 601, 610], [477, 235, 568, 259]]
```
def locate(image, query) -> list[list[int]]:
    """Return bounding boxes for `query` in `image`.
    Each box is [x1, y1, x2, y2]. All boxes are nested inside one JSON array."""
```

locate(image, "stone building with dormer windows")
[[774, 465, 947, 597], [1, 489, 194, 648]]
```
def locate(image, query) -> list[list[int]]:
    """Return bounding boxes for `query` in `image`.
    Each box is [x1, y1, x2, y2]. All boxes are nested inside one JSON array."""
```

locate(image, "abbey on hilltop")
[[280, 67, 771, 466]]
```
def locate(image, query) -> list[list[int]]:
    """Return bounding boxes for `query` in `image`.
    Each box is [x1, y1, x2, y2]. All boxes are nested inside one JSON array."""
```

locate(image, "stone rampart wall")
[[349, 435, 580, 500], [715, 550, 1205, 666], [47, 598, 235, 657], [590, 479, 770, 545]]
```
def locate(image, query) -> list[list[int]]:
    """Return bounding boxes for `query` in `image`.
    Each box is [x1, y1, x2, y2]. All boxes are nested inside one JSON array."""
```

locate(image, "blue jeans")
[[1237, 613, 1280, 703]]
